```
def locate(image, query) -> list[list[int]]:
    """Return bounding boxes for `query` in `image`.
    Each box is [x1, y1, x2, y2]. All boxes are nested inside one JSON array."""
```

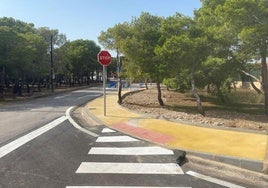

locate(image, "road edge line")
[[0, 116, 67, 159], [66, 106, 99, 137], [186, 170, 245, 188]]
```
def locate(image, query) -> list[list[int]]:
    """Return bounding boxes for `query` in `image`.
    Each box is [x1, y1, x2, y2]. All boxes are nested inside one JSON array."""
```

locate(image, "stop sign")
[[97, 50, 112, 66]]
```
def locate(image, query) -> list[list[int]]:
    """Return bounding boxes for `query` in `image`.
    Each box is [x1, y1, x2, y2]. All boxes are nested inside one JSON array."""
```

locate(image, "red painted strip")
[[111, 123, 174, 144]]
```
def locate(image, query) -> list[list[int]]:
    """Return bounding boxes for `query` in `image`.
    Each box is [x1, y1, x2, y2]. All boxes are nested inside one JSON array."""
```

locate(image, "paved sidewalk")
[[85, 92, 268, 173]]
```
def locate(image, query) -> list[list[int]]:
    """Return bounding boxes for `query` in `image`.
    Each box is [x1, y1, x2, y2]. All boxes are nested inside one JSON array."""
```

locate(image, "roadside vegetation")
[[1, 0, 268, 121], [122, 87, 267, 131], [99, 0, 268, 116], [0, 18, 117, 99]]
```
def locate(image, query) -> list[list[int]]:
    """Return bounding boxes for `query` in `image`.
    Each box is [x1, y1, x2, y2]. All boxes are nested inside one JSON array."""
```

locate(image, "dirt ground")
[[121, 88, 268, 132]]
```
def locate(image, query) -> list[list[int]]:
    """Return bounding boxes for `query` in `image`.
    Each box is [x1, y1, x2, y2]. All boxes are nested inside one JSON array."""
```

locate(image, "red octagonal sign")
[[97, 50, 112, 66]]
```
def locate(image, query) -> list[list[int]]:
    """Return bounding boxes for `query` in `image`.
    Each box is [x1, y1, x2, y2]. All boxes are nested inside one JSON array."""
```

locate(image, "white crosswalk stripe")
[[76, 162, 184, 174], [96, 135, 140, 142], [101, 128, 116, 133], [88, 146, 174, 155]]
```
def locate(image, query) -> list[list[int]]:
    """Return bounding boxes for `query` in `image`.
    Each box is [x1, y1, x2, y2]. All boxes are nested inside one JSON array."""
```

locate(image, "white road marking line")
[[88, 146, 174, 155], [77, 94, 101, 100], [71, 90, 102, 93], [96, 136, 139, 142], [76, 162, 184, 174], [0, 116, 67, 159], [67, 186, 191, 188], [102, 128, 116, 133], [186, 171, 245, 188], [54, 94, 71, 99], [66, 107, 99, 137]]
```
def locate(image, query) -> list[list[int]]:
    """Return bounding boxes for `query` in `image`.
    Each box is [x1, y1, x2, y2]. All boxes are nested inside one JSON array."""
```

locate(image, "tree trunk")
[[261, 57, 268, 115], [250, 79, 263, 95], [191, 65, 205, 116], [145, 78, 149, 90], [0, 67, 5, 97], [206, 84, 211, 94], [241, 70, 263, 95], [156, 81, 164, 106], [116, 48, 123, 104], [96, 69, 100, 81], [117, 78, 122, 104], [260, 39, 268, 115]]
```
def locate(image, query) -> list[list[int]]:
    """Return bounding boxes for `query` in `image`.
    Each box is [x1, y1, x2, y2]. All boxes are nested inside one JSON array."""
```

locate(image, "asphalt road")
[[0, 87, 261, 188], [0, 88, 102, 145], [0, 120, 229, 188]]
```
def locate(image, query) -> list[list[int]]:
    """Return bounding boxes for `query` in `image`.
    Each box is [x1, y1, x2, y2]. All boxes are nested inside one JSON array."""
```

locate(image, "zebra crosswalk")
[[66, 127, 188, 188]]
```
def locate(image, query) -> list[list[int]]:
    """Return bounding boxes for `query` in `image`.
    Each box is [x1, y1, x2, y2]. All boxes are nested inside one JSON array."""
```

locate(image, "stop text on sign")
[[97, 50, 112, 66], [99, 56, 110, 60]]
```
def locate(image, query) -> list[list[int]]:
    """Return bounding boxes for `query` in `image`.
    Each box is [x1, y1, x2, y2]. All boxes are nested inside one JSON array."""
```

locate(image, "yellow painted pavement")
[[141, 119, 267, 160], [87, 93, 268, 161], [87, 94, 143, 125]]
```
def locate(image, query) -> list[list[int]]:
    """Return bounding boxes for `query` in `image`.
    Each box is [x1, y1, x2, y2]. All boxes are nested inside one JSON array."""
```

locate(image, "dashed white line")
[[54, 94, 71, 99], [96, 136, 139, 142], [0, 116, 67, 159], [186, 171, 245, 188], [76, 162, 184, 174], [88, 146, 174, 155]]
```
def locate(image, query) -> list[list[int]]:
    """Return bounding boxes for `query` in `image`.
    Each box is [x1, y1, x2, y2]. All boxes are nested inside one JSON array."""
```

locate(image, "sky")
[[0, 0, 201, 47]]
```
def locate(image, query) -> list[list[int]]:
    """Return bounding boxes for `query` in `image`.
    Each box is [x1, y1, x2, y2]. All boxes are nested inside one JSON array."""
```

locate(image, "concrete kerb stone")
[[186, 154, 268, 185], [119, 90, 268, 174], [81, 106, 104, 126], [184, 149, 264, 173], [83, 89, 268, 174], [262, 137, 268, 174]]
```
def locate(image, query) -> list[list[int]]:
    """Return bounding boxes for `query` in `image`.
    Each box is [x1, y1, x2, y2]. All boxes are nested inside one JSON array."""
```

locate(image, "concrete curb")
[[119, 90, 268, 174], [83, 103, 265, 173], [186, 155, 268, 186], [263, 138, 268, 174], [187, 150, 264, 173], [81, 107, 104, 126], [81, 90, 268, 174]]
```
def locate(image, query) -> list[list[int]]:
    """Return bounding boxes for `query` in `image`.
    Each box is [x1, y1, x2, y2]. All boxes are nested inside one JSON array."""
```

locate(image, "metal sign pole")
[[103, 65, 106, 116], [98, 50, 111, 116]]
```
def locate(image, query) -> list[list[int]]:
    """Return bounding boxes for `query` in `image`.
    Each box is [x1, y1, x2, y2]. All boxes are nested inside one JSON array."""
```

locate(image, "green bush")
[[163, 77, 190, 92], [163, 78, 178, 90]]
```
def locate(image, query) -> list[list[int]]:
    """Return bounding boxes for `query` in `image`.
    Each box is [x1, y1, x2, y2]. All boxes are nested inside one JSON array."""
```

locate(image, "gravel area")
[[121, 89, 268, 132]]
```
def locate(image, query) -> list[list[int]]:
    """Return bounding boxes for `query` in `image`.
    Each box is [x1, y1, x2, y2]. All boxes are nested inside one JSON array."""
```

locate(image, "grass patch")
[[164, 89, 265, 115]]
